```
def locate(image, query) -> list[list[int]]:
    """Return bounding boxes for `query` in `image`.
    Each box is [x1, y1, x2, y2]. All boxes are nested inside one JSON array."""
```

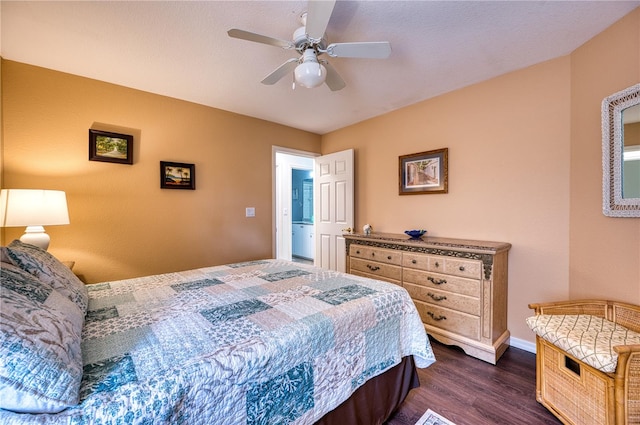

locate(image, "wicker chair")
[[528, 300, 640, 425]]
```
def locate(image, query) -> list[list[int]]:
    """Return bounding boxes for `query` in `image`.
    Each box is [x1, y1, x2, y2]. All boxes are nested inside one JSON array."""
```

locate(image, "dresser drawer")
[[444, 258, 482, 280], [404, 282, 480, 316], [413, 300, 481, 341], [350, 257, 402, 282], [349, 244, 402, 266], [350, 269, 401, 286], [403, 268, 481, 298], [402, 252, 430, 270], [403, 253, 481, 280]]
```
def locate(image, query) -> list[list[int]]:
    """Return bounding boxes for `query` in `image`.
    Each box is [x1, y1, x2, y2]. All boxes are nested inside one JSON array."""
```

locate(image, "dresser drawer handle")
[[434, 261, 440, 268], [387, 255, 392, 260], [427, 312, 447, 321], [412, 259, 417, 264], [459, 266, 465, 272], [366, 264, 380, 272], [427, 276, 447, 285], [427, 292, 447, 302], [356, 250, 360, 254]]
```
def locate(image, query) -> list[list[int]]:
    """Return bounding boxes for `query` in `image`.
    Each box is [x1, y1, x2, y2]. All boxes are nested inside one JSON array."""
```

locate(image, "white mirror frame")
[[602, 83, 640, 217]]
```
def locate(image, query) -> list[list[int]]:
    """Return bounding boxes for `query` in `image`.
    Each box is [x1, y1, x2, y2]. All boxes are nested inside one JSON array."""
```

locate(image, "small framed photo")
[[89, 129, 133, 164], [160, 161, 195, 190], [399, 148, 448, 195]]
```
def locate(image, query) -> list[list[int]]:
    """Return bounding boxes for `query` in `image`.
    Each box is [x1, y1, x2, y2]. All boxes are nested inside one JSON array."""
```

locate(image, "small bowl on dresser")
[[404, 229, 427, 239]]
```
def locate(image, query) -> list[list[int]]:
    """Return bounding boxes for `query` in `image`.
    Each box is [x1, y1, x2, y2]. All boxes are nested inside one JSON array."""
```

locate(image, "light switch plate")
[[246, 207, 255, 217]]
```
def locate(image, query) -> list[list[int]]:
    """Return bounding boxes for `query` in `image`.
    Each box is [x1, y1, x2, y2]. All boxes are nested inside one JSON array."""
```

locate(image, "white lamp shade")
[[294, 49, 327, 88], [0, 189, 70, 227], [294, 61, 327, 88]]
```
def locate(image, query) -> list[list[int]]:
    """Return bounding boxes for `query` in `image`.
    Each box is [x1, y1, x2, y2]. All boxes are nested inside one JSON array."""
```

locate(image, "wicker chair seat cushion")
[[526, 314, 640, 373]]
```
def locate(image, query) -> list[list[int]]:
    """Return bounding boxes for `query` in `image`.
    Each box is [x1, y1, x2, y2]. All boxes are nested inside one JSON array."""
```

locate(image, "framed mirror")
[[602, 83, 640, 217]]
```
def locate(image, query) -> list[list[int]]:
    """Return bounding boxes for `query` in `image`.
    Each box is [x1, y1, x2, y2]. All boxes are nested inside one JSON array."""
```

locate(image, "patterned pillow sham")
[[4, 240, 88, 314], [0, 266, 84, 413], [1, 260, 38, 280]]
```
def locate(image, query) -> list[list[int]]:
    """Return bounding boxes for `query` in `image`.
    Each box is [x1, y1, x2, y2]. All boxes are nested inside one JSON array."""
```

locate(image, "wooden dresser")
[[344, 232, 511, 364]]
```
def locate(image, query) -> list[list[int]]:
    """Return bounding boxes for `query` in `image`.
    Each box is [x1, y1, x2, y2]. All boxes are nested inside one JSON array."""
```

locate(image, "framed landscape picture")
[[160, 161, 195, 190], [399, 148, 448, 195], [89, 129, 133, 164]]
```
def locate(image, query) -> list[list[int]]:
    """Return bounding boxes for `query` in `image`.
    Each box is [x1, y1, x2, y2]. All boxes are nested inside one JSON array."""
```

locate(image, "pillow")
[[1, 261, 35, 279], [0, 246, 11, 263], [4, 240, 88, 314], [0, 266, 84, 413]]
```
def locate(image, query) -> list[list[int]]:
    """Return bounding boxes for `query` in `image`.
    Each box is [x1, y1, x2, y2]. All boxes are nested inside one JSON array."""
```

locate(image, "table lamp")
[[0, 189, 70, 251]]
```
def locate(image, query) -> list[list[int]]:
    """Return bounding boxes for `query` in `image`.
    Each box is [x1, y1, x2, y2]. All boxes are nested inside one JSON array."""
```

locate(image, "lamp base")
[[20, 225, 51, 251]]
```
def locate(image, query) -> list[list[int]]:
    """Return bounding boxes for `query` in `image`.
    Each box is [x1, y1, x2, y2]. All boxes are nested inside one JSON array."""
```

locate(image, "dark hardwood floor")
[[385, 338, 562, 425]]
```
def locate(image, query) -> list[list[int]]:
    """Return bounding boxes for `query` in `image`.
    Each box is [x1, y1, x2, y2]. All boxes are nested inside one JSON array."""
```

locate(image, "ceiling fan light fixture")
[[228, 0, 388, 92], [294, 61, 326, 88], [294, 49, 326, 88]]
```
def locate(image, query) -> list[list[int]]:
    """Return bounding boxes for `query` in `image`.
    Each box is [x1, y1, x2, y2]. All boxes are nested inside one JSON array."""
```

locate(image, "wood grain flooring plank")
[[385, 338, 561, 425]]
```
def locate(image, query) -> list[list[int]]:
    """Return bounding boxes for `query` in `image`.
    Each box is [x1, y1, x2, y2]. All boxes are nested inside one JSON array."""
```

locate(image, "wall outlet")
[[246, 207, 255, 217]]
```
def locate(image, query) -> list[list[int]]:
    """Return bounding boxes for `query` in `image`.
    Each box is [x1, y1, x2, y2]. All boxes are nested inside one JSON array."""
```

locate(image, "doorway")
[[291, 169, 314, 264], [273, 147, 317, 264], [272, 147, 354, 272]]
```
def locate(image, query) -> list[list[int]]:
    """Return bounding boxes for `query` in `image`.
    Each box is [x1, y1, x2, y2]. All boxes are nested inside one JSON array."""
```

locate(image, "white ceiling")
[[2, 1, 639, 135]]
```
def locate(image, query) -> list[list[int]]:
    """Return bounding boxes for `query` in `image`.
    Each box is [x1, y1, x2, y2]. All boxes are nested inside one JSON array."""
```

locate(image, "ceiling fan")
[[227, 0, 391, 91]]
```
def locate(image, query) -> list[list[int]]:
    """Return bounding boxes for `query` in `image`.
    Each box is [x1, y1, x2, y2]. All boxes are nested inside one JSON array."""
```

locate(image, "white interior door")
[[314, 149, 354, 272]]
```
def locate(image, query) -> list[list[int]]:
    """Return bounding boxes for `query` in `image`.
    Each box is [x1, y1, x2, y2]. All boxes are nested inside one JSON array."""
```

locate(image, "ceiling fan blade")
[[261, 58, 299, 85], [326, 41, 391, 59], [322, 61, 346, 92], [305, 0, 336, 41], [228, 29, 294, 50]]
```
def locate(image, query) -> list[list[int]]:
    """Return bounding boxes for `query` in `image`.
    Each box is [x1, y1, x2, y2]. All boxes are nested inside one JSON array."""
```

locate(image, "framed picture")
[[89, 129, 133, 164], [160, 161, 195, 190], [399, 148, 448, 195]]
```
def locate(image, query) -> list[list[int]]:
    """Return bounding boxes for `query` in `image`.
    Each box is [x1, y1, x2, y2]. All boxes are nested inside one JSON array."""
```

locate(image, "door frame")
[[272, 146, 319, 260]]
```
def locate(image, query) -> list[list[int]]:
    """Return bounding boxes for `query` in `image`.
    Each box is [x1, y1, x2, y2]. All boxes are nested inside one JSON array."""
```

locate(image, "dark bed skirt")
[[315, 356, 420, 425]]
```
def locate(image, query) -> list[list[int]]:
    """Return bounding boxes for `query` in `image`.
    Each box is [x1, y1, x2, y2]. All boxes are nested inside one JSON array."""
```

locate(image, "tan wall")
[[322, 57, 572, 344], [322, 8, 640, 344], [569, 10, 640, 300], [1, 61, 321, 283], [1, 57, 4, 189]]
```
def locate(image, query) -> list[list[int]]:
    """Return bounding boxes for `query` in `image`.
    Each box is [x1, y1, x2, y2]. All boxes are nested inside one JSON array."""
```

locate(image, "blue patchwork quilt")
[[2, 259, 435, 424]]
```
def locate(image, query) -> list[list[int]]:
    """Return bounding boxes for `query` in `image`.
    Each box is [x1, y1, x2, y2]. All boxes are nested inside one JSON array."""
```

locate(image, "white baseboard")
[[510, 337, 536, 354]]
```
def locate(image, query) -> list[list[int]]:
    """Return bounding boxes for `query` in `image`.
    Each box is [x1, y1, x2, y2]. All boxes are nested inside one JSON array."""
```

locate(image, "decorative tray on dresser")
[[344, 232, 511, 364]]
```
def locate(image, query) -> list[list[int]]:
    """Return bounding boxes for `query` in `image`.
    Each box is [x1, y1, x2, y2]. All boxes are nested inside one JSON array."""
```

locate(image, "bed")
[[0, 240, 435, 424]]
